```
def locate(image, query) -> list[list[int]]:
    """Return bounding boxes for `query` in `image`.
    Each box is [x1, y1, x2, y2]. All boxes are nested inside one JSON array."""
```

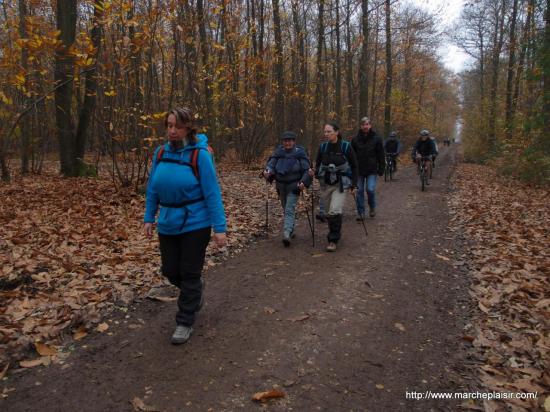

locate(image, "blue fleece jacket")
[[144, 134, 226, 235]]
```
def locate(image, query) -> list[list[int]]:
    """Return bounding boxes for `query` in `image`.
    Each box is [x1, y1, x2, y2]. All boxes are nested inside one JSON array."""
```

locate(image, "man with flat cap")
[[263, 131, 312, 246]]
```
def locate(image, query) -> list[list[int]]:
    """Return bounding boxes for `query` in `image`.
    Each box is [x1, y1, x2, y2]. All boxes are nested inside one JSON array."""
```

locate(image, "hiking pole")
[[259, 171, 269, 236], [265, 181, 269, 235], [311, 188, 315, 247], [352, 192, 368, 238], [302, 191, 315, 247]]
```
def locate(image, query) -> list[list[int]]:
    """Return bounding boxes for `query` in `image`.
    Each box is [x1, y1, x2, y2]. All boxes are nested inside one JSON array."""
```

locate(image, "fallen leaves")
[[19, 358, 48, 368], [96, 323, 109, 333], [287, 314, 310, 322], [449, 164, 550, 410], [34, 342, 57, 356], [394, 323, 406, 332], [251, 389, 285, 402], [0, 166, 275, 367], [131, 397, 159, 411], [0, 363, 8, 379]]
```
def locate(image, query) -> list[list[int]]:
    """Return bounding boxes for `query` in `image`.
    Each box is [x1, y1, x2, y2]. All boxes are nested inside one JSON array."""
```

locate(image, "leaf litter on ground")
[[449, 164, 549, 411], [0, 164, 285, 371]]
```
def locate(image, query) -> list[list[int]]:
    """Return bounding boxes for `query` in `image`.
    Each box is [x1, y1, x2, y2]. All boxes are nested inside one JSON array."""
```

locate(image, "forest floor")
[[1, 145, 548, 411]]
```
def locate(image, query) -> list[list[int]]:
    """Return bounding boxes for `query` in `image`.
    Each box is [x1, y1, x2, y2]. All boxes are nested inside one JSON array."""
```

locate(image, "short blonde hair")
[[360, 117, 371, 125]]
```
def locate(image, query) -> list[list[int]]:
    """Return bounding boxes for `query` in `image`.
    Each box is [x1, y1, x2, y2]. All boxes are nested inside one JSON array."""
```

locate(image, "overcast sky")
[[407, 0, 473, 73]]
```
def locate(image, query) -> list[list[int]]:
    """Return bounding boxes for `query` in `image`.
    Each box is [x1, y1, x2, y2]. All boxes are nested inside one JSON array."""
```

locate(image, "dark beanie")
[[280, 131, 297, 140]]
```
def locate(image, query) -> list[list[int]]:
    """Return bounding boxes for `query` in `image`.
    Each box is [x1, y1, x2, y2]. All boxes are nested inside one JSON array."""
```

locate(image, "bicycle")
[[417, 156, 431, 191], [384, 153, 397, 181]]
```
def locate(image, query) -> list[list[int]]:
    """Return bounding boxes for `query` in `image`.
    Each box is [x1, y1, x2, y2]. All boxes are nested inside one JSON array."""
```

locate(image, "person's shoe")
[[171, 325, 193, 345], [326, 242, 337, 252], [315, 213, 326, 223], [356, 214, 365, 222], [369, 208, 376, 217], [282, 233, 291, 247]]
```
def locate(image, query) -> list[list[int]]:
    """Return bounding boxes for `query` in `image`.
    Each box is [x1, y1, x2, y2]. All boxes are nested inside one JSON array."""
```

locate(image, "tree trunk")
[[314, 0, 325, 133], [543, 0, 550, 142], [488, 0, 505, 149], [75, 0, 102, 169], [197, 0, 215, 143], [54, 0, 77, 176], [335, 0, 342, 122], [383, 0, 392, 139], [345, 0, 354, 124], [505, 0, 519, 140], [513, 0, 534, 117], [359, 0, 369, 118], [18, 0, 30, 174], [272, 0, 285, 138], [290, 0, 307, 141]]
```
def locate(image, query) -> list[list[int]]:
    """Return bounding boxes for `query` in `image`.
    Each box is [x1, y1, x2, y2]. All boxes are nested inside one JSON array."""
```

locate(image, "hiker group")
[[263, 117, 395, 252], [143, 106, 434, 344]]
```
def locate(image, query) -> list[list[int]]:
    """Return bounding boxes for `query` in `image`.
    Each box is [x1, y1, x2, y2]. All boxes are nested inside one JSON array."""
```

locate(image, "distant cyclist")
[[411, 130, 437, 184], [384, 131, 402, 171]]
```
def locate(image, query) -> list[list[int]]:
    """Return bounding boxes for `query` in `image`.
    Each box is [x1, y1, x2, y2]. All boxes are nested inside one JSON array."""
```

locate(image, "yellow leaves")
[[0, 91, 13, 106], [213, 43, 225, 51], [104, 89, 117, 97]]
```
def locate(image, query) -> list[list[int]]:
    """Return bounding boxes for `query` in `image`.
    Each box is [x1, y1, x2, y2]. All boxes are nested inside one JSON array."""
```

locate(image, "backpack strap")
[[190, 148, 200, 179], [156, 145, 214, 180], [156, 145, 165, 163]]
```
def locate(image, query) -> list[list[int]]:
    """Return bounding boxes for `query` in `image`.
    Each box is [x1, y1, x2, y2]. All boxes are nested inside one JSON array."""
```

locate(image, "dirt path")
[[3, 146, 473, 411]]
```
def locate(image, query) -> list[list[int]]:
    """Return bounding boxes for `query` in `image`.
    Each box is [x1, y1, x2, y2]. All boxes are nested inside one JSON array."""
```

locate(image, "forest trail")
[[3, 146, 472, 412]]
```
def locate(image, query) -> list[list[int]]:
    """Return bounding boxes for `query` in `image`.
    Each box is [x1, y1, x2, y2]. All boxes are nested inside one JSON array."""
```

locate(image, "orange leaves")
[[251, 389, 285, 402], [0, 166, 275, 368], [450, 164, 549, 409]]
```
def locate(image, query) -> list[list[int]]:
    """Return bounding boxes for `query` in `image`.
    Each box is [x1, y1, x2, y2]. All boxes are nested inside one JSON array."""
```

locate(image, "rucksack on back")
[[156, 144, 215, 179]]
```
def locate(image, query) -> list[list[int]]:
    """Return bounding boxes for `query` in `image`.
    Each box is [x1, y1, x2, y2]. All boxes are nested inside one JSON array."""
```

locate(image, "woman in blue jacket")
[[144, 107, 226, 345]]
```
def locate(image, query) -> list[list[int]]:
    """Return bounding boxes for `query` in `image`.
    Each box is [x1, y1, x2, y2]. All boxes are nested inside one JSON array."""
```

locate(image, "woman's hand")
[[298, 182, 306, 191], [144, 223, 154, 238], [349, 186, 357, 196], [213, 232, 227, 248]]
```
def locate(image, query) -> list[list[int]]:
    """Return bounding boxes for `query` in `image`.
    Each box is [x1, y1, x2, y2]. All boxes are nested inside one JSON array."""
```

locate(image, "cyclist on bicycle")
[[384, 131, 402, 171], [411, 130, 437, 185]]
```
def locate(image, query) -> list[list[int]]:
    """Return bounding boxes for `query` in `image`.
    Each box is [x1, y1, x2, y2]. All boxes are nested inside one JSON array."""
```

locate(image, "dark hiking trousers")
[[326, 214, 343, 243], [158, 227, 211, 326]]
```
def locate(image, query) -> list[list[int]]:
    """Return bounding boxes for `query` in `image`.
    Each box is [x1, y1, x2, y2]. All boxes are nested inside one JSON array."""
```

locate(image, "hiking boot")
[[326, 242, 337, 252], [171, 324, 193, 345], [282, 233, 291, 247], [369, 208, 376, 217], [356, 214, 365, 222]]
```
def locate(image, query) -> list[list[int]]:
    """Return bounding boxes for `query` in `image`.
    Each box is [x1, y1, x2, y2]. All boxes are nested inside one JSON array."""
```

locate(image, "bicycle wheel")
[[384, 163, 388, 182], [389, 160, 394, 180], [420, 167, 425, 191]]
